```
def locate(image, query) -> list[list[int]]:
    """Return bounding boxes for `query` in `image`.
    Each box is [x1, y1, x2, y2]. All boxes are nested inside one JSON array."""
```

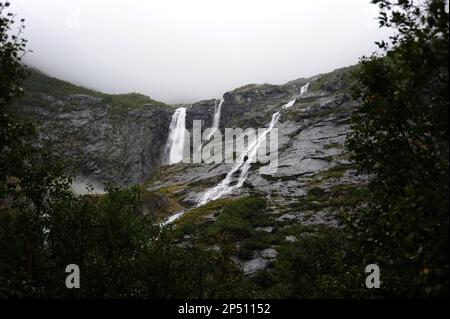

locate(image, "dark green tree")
[[347, 0, 449, 297], [1, 1, 31, 192], [1, 2, 77, 296], [0, 2, 245, 298]]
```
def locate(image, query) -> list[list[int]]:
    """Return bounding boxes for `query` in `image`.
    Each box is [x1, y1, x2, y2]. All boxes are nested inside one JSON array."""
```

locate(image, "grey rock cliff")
[[16, 65, 361, 195], [16, 65, 367, 276], [148, 66, 363, 208], [17, 94, 173, 185]]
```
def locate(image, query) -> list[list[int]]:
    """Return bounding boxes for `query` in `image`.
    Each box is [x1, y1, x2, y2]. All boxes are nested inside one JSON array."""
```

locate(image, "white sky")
[[12, 0, 389, 103]]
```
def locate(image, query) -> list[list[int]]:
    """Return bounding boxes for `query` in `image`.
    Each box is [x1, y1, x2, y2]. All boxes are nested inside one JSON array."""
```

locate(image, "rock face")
[[146, 65, 363, 209], [16, 65, 369, 275], [17, 94, 173, 185], [16, 65, 362, 196], [185, 99, 216, 131]]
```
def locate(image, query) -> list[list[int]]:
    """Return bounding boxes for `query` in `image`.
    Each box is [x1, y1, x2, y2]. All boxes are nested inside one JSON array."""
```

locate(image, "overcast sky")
[[13, 0, 389, 104]]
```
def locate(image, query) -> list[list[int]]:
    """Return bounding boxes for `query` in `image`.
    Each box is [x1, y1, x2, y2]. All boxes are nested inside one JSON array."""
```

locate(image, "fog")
[[12, 0, 389, 104]]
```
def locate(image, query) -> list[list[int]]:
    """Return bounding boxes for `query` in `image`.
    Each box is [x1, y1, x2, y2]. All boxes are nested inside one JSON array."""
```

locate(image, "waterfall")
[[282, 100, 296, 109], [206, 98, 224, 140], [166, 107, 187, 164], [300, 82, 309, 96], [281, 82, 309, 110], [164, 82, 311, 218], [196, 100, 296, 206], [160, 210, 186, 226]]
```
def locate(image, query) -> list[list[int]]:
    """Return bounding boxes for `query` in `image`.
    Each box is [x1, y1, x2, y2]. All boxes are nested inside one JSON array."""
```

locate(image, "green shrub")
[[207, 197, 266, 241]]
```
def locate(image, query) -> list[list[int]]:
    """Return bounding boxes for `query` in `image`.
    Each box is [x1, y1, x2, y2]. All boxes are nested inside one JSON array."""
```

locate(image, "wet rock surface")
[[18, 65, 369, 275], [145, 66, 363, 213], [16, 94, 173, 185]]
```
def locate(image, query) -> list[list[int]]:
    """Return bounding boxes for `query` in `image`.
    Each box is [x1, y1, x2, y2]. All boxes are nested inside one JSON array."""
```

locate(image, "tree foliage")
[[347, 0, 449, 296], [0, 2, 244, 298]]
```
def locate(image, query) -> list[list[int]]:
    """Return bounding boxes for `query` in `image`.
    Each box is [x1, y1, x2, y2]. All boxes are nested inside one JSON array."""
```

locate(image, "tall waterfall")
[[166, 107, 187, 164], [206, 98, 224, 140], [196, 81, 311, 207], [196, 104, 292, 206], [164, 82, 311, 222]]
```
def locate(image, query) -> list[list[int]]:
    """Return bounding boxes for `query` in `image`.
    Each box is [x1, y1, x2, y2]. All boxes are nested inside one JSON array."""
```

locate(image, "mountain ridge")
[[21, 67, 171, 109], [12, 64, 360, 189], [21, 64, 357, 108], [12, 63, 368, 276]]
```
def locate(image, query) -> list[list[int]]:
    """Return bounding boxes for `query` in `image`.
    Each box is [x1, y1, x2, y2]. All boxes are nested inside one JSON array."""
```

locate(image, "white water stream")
[[205, 98, 224, 140], [166, 107, 187, 164], [196, 82, 309, 206], [196, 109, 283, 206], [164, 82, 309, 222]]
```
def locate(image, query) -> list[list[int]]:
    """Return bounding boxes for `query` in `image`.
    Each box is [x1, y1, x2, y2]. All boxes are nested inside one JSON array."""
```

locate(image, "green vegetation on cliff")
[[21, 67, 170, 109]]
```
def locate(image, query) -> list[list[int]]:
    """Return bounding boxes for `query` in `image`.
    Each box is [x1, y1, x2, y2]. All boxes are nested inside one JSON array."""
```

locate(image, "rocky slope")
[[147, 65, 365, 209], [15, 93, 172, 185], [15, 65, 368, 275], [15, 65, 366, 204], [144, 65, 370, 275]]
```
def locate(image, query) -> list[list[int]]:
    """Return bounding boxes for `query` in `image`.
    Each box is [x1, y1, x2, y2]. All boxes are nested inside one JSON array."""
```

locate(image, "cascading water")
[[206, 98, 224, 140], [196, 83, 310, 206], [197, 105, 290, 206], [160, 210, 186, 226], [281, 82, 309, 110], [300, 82, 309, 96], [164, 82, 310, 221], [282, 100, 296, 109], [166, 107, 187, 164]]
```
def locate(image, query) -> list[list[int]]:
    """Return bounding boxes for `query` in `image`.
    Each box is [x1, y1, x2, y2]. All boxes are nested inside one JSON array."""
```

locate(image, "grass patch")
[[231, 83, 274, 94], [323, 142, 341, 149], [174, 196, 272, 248], [305, 163, 356, 189], [207, 197, 267, 241], [157, 184, 187, 195], [308, 65, 359, 94], [175, 198, 232, 229], [288, 183, 368, 212], [21, 67, 170, 109]]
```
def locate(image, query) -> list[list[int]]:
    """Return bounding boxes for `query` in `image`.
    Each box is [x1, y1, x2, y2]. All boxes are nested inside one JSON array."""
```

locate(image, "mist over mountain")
[[14, 0, 388, 103]]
